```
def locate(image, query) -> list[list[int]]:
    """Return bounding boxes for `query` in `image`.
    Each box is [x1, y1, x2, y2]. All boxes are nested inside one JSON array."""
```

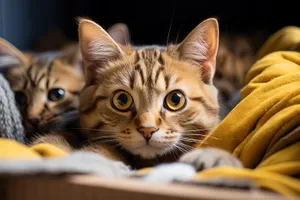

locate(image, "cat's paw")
[[179, 148, 243, 171], [140, 163, 196, 183]]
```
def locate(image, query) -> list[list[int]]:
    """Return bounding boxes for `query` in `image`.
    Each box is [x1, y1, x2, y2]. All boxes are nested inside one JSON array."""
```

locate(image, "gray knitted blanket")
[[0, 73, 25, 143]]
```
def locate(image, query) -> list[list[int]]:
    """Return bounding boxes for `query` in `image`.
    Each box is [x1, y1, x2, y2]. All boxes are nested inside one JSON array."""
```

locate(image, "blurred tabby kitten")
[[0, 23, 129, 140], [33, 18, 243, 170], [0, 39, 84, 139], [216, 34, 256, 118]]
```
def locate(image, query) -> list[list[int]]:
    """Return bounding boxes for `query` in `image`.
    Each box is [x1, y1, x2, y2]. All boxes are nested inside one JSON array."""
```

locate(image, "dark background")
[[1, 0, 299, 50]]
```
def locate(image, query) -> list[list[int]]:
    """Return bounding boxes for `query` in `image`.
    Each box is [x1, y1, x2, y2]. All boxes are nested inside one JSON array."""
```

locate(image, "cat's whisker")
[[194, 140, 209, 145], [178, 141, 196, 149], [181, 137, 211, 145], [184, 135, 220, 141], [173, 144, 185, 154], [169, 148, 178, 159], [171, 144, 181, 158], [182, 128, 208, 132], [177, 142, 193, 151], [166, 7, 175, 46], [180, 138, 200, 143], [83, 135, 118, 145], [181, 135, 206, 139], [182, 133, 208, 137], [174, 23, 183, 45], [174, 143, 191, 155], [182, 133, 221, 140]]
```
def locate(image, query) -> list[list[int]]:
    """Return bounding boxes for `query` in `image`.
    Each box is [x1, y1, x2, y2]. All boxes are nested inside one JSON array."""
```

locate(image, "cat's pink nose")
[[137, 127, 158, 142]]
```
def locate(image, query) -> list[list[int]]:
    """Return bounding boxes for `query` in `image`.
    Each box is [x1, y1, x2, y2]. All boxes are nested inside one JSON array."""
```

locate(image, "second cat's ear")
[[0, 37, 29, 71], [176, 18, 219, 84], [78, 18, 125, 84], [107, 23, 130, 45]]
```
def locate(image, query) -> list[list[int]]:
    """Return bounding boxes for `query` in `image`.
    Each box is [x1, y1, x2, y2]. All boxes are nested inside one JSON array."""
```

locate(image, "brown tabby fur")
[[78, 18, 219, 168]]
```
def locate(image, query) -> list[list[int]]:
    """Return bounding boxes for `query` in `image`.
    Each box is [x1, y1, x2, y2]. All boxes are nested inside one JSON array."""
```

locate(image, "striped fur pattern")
[[0, 38, 85, 138], [215, 34, 256, 118], [79, 18, 220, 163]]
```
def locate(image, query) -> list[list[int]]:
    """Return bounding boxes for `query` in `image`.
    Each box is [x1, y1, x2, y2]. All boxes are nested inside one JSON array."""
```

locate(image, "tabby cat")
[[0, 23, 129, 140], [29, 18, 243, 171]]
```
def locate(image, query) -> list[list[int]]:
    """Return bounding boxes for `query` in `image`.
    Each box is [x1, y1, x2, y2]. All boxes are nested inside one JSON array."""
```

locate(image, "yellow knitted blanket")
[[193, 26, 300, 196], [1, 26, 300, 196]]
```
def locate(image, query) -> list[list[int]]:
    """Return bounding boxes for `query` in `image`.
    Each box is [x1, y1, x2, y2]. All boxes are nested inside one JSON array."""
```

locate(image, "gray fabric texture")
[[0, 73, 25, 143], [0, 151, 133, 178]]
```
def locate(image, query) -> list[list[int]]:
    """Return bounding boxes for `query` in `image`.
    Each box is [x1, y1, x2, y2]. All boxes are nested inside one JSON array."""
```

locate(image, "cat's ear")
[[78, 18, 125, 84], [107, 23, 130, 45], [60, 44, 83, 73], [0, 37, 29, 71], [176, 18, 219, 84]]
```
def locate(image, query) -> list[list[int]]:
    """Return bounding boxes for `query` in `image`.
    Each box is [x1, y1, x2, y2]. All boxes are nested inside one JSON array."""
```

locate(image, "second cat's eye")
[[15, 91, 27, 106], [48, 88, 65, 101], [164, 90, 186, 111], [111, 90, 134, 112]]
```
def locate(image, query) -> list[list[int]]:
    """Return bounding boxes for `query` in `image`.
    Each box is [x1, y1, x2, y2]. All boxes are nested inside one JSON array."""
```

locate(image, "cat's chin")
[[131, 145, 163, 159]]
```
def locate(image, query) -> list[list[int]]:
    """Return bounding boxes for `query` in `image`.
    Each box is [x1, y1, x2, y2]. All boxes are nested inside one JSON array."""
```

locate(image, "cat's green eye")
[[164, 90, 186, 111], [48, 88, 65, 101], [111, 90, 134, 112]]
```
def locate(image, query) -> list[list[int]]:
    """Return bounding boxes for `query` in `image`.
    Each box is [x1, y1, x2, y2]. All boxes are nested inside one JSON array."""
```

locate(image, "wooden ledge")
[[1, 175, 298, 200]]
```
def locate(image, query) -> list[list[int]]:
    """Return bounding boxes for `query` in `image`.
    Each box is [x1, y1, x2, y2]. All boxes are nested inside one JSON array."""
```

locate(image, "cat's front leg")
[[179, 147, 243, 171]]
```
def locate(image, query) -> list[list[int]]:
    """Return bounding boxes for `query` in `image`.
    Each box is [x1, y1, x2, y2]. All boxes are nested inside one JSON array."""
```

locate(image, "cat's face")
[[79, 18, 220, 159], [0, 42, 85, 136]]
